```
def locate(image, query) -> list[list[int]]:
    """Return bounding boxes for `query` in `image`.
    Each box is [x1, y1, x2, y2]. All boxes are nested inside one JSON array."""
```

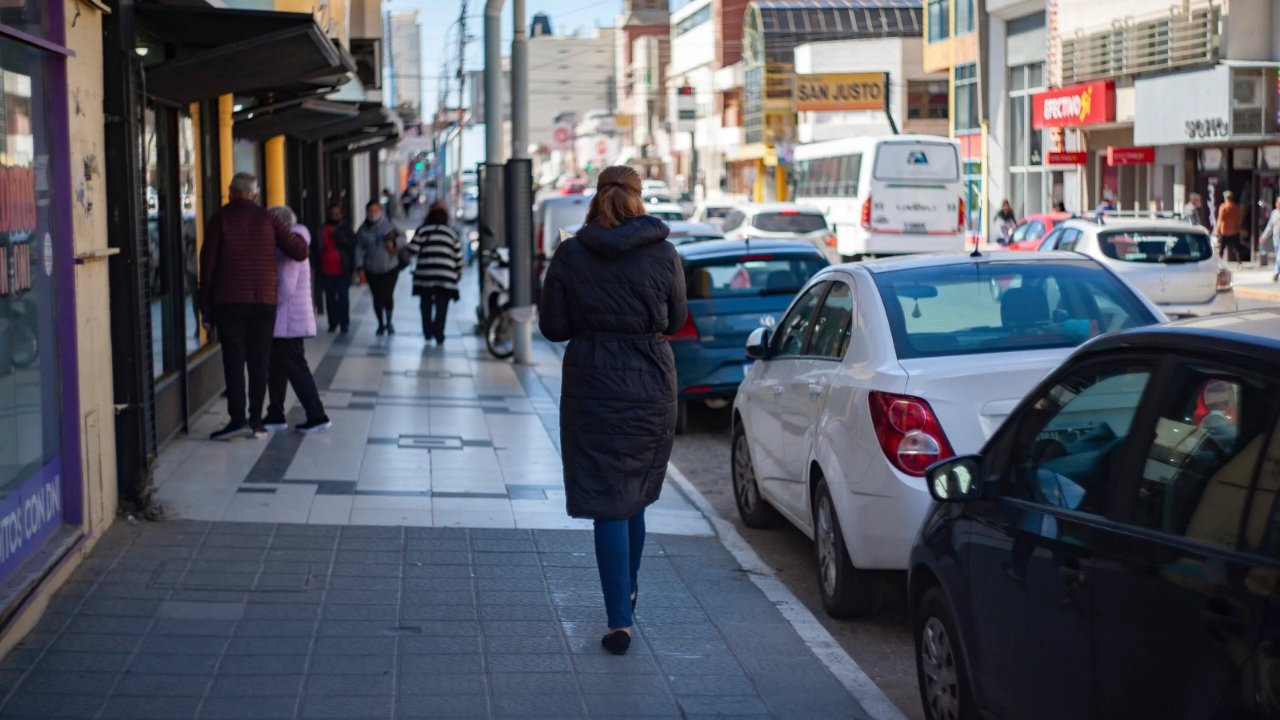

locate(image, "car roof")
[[1087, 308, 1280, 356], [666, 221, 722, 236], [539, 195, 591, 208], [734, 202, 824, 215], [1057, 217, 1210, 234], [676, 238, 826, 259], [1021, 212, 1071, 223], [836, 250, 1098, 274], [647, 203, 685, 211]]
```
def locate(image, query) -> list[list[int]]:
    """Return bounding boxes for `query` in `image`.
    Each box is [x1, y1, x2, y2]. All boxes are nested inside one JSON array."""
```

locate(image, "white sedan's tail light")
[[868, 391, 955, 477]]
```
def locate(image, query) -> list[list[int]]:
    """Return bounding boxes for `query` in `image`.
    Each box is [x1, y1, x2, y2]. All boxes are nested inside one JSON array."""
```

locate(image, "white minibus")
[[792, 135, 964, 258]]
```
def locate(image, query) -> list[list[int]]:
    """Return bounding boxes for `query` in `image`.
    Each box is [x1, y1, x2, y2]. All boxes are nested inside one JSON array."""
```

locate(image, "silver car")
[[1038, 218, 1236, 317]]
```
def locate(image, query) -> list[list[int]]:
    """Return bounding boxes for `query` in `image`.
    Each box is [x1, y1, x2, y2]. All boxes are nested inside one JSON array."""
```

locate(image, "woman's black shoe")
[[601, 630, 631, 655]]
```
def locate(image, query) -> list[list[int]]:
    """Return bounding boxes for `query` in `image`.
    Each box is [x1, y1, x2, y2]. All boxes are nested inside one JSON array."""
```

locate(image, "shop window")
[[954, 64, 979, 133], [927, 0, 950, 42], [147, 108, 200, 380], [907, 81, 948, 120], [0, 32, 62, 508]]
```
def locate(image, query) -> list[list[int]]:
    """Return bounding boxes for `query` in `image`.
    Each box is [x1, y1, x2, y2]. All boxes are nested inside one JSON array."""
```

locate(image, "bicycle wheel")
[[485, 310, 515, 359]]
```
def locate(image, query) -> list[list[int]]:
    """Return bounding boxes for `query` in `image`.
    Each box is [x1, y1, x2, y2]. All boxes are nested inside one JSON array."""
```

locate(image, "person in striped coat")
[[408, 205, 465, 344]]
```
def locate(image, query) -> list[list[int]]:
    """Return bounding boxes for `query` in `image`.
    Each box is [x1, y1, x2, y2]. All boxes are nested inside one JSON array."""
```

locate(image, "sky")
[[381, 0, 693, 116]]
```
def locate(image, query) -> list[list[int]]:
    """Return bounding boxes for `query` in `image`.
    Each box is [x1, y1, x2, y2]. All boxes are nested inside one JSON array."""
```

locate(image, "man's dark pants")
[[215, 304, 277, 426]]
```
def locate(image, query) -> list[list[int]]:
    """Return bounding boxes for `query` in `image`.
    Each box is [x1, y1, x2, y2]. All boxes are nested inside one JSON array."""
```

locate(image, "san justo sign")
[[794, 72, 888, 112]]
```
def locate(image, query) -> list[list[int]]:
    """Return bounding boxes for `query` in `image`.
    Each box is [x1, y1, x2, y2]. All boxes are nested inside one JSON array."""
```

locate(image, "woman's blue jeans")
[[593, 510, 645, 630]]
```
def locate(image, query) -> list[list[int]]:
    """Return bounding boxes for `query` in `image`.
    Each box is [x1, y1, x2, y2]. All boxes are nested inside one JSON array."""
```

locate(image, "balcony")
[[1062, 4, 1219, 85]]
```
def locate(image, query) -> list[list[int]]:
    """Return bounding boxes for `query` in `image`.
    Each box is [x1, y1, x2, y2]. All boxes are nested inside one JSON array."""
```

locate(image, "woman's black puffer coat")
[[538, 216, 688, 520]]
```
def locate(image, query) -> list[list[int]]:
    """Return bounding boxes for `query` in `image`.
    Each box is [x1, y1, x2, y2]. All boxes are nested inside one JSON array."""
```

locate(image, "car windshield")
[[873, 261, 1157, 359], [703, 207, 732, 219], [1097, 230, 1213, 263], [753, 212, 827, 233], [684, 254, 828, 299]]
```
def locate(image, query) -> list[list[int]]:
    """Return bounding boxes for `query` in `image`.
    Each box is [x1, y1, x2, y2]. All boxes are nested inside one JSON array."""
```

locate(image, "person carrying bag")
[[407, 205, 464, 344]]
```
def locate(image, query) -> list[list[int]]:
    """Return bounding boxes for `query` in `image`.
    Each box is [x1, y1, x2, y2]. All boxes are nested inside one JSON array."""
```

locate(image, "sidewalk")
[[1233, 264, 1280, 303], [0, 277, 874, 719]]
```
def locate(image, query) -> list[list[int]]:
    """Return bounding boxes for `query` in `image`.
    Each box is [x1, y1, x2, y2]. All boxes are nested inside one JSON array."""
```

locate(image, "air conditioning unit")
[[1231, 71, 1264, 135]]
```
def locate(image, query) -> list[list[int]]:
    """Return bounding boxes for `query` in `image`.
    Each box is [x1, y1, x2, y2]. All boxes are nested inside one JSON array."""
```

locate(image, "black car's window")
[[1247, 421, 1280, 557], [772, 283, 827, 358], [807, 281, 854, 360], [1130, 365, 1279, 549], [1002, 363, 1153, 516]]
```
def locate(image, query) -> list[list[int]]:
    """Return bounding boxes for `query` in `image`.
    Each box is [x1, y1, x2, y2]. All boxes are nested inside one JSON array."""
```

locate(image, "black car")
[[910, 309, 1280, 720]]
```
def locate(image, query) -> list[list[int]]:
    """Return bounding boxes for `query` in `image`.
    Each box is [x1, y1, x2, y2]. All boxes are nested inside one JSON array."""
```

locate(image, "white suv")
[[1038, 218, 1236, 317], [722, 203, 838, 263]]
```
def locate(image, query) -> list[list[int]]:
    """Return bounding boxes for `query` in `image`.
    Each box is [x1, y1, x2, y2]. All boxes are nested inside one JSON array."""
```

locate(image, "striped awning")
[[751, 0, 924, 63]]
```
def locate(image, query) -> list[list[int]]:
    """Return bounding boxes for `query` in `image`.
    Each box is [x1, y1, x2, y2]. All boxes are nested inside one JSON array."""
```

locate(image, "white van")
[[792, 135, 964, 258], [534, 195, 591, 257]]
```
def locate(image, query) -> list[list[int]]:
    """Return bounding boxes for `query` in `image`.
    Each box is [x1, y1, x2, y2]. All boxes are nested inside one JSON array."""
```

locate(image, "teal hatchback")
[[670, 239, 828, 432]]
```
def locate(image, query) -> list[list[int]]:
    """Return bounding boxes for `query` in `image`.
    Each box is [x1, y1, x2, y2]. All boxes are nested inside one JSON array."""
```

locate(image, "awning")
[[135, 5, 356, 105], [233, 99, 361, 142], [298, 104, 399, 144]]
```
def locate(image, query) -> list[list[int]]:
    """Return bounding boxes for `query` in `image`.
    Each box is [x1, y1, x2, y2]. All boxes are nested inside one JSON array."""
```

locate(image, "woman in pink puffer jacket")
[[264, 206, 330, 433]]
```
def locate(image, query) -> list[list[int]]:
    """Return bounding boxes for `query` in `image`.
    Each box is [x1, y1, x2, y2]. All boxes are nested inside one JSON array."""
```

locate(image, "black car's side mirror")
[[746, 327, 772, 360], [926, 455, 983, 503]]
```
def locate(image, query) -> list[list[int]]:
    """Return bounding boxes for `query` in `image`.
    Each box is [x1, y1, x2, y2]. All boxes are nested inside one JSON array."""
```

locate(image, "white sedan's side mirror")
[[746, 327, 771, 361]]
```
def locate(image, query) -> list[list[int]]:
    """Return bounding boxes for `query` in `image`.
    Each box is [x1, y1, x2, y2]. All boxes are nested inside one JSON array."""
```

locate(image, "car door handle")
[[808, 383, 823, 399]]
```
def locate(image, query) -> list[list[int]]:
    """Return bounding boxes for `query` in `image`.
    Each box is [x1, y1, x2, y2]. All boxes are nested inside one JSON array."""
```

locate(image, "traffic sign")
[[596, 139, 609, 158], [552, 124, 573, 151]]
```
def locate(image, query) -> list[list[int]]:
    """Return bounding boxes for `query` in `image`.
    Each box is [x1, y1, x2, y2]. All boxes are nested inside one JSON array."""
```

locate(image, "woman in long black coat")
[[538, 165, 687, 655]]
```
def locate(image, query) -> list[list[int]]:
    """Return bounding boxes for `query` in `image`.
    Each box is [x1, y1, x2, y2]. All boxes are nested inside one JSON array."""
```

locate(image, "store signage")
[[1185, 117, 1229, 140], [1032, 81, 1115, 129], [0, 165, 36, 234], [1107, 146, 1155, 165], [1047, 151, 1088, 164], [0, 463, 63, 581], [794, 72, 888, 112]]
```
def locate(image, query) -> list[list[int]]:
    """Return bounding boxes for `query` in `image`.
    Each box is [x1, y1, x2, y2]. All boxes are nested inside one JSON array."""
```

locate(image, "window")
[[873, 142, 960, 182], [1131, 365, 1280, 550], [907, 81, 948, 120], [955, 0, 974, 34], [773, 282, 827, 357], [1003, 364, 1153, 516], [927, 0, 950, 42], [1008, 63, 1047, 216], [1246, 420, 1280, 557], [807, 282, 854, 359], [795, 154, 861, 198], [752, 212, 827, 233], [1097, 231, 1213, 264], [872, 261, 1158, 359], [676, 5, 712, 35], [684, 255, 827, 300], [954, 64, 979, 132], [1058, 228, 1082, 252]]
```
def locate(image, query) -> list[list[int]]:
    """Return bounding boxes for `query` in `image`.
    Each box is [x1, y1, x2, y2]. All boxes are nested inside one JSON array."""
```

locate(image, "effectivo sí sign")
[[794, 73, 888, 112], [1032, 81, 1115, 129]]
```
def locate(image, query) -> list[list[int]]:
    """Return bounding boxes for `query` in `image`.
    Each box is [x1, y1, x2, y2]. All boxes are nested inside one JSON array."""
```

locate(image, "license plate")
[[904, 223, 927, 233]]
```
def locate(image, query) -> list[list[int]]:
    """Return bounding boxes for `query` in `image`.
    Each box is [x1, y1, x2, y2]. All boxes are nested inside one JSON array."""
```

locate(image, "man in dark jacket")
[[199, 173, 309, 440]]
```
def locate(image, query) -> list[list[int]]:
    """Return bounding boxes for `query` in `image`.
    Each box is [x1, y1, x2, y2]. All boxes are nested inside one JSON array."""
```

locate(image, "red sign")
[[1106, 146, 1155, 166], [1032, 81, 1115, 129], [595, 139, 609, 157], [1047, 151, 1088, 165]]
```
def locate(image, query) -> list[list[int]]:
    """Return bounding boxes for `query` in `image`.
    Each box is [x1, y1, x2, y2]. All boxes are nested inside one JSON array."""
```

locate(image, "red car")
[[1006, 212, 1071, 250], [560, 179, 586, 196]]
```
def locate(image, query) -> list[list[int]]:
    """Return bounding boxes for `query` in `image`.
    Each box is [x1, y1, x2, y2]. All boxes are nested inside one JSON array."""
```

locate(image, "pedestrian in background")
[[263, 206, 331, 434], [1182, 192, 1205, 229], [995, 199, 1017, 244], [199, 173, 309, 441], [319, 203, 356, 334], [1216, 190, 1245, 264], [538, 165, 687, 656], [355, 199, 405, 335], [408, 205, 463, 345], [1259, 196, 1280, 280]]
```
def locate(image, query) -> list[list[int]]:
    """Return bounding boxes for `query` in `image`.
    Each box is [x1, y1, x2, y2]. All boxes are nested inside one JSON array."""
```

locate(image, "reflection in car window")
[[1005, 366, 1152, 516], [1128, 366, 1280, 549], [683, 256, 828, 300], [807, 282, 854, 360], [772, 283, 827, 358], [1097, 231, 1212, 263], [873, 262, 1157, 359]]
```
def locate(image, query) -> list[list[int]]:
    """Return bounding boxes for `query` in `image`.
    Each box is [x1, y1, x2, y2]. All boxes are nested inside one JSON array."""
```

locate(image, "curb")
[[1236, 284, 1280, 302], [665, 462, 911, 720]]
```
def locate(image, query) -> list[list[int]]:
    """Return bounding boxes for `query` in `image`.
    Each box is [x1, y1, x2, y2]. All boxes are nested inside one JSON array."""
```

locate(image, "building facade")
[[616, 0, 671, 178], [923, 0, 983, 234], [985, 1, 1054, 218], [528, 29, 616, 156], [389, 11, 423, 118]]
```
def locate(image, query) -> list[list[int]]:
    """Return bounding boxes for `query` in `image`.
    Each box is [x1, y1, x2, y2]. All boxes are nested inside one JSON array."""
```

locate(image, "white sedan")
[[731, 251, 1164, 618]]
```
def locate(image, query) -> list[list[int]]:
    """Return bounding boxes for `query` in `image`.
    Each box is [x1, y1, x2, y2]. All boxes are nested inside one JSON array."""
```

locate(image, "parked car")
[[671, 240, 829, 433], [646, 202, 687, 222], [534, 195, 591, 258], [560, 179, 587, 196], [911, 308, 1280, 720], [676, 192, 696, 218], [721, 203, 839, 264], [1005, 212, 1070, 250], [642, 179, 670, 196], [731, 251, 1163, 618], [1040, 217, 1236, 317], [691, 202, 737, 229], [666, 221, 724, 247]]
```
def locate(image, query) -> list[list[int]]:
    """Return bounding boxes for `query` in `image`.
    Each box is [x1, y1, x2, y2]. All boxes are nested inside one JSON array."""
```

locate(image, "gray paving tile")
[[488, 672, 579, 696], [308, 653, 396, 675], [98, 695, 203, 719], [198, 695, 299, 720], [303, 672, 394, 696], [299, 693, 393, 719], [491, 693, 586, 718], [400, 603, 477, 622], [486, 653, 574, 673], [674, 695, 773, 716], [399, 654, 484, 674], [0, 691, 105, 718], [209, 674, 305, 696], [16, 670, 117, 695], [397, 634, 483, 655], [113, 672, 212, 697], [227, 636, 314, 656], [396, 693, 489, 718]]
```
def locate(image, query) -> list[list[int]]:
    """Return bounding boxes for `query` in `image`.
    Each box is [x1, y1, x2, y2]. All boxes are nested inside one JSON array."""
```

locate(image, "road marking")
[[1235, 285, 1280, 302], [666, 462, 911, 720]]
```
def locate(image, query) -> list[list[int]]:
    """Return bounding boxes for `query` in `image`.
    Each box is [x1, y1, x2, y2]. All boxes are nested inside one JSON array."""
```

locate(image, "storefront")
[[1032, 79, 1119, 212], [1135, 64, 1280, 254], [0, 1, 90, 621]]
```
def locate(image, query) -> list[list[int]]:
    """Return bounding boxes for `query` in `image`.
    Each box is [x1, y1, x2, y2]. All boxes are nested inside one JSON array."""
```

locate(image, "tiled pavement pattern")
[[0, 521, 867, 719], [151, 279, 710, 536]]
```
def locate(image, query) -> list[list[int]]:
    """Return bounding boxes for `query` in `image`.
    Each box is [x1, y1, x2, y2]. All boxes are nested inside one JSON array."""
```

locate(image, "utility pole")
[[454, 1, 468, 213], [482, 0, 507, 322], [508, 0, 534, 364]]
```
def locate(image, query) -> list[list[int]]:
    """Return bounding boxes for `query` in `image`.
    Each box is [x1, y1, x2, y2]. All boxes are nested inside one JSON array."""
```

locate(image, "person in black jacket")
[[538, 165, 687, 656]]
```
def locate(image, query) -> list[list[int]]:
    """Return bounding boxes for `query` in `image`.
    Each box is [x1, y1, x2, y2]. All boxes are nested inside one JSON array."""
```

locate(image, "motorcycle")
[[480, 248, 514, 359]]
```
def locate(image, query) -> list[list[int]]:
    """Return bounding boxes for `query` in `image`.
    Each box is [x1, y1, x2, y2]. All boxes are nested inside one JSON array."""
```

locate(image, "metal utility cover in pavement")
[[398, 435, 464, 450]]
